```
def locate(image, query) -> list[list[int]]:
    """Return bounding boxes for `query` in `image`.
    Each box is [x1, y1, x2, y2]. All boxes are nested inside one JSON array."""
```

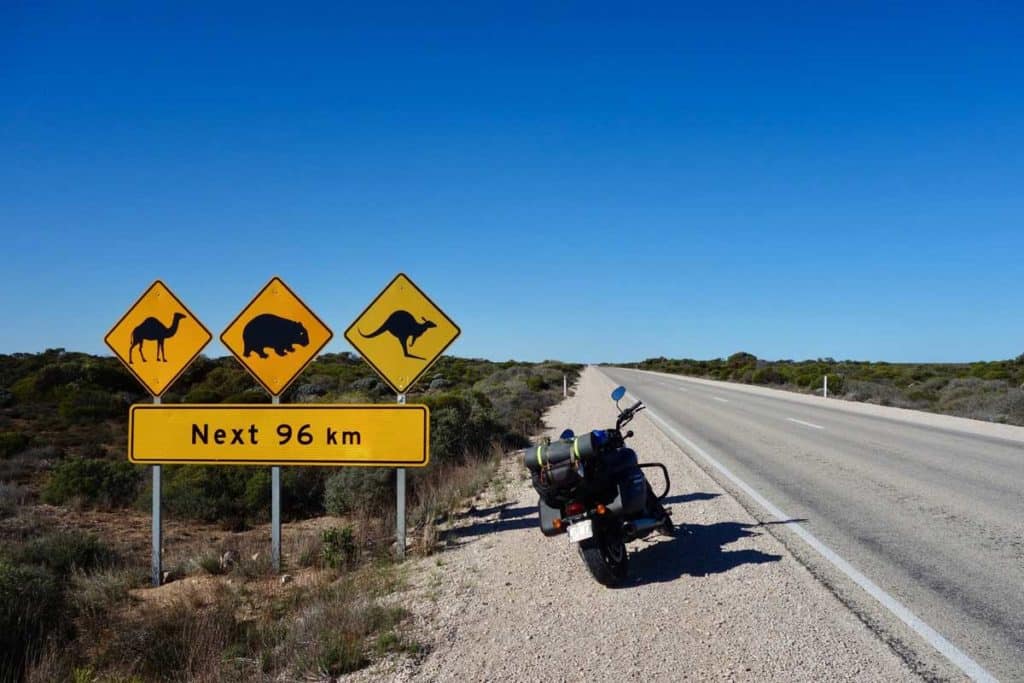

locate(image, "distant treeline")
[[0, 348, 581, 525], [617, 352, 1024, 426]]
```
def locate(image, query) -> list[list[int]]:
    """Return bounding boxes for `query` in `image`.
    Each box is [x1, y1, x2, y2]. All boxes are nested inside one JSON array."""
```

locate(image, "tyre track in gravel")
[[346, 366, 918, 682]]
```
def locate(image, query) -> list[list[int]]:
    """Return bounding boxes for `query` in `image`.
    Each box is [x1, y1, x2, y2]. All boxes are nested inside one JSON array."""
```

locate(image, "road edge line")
[[640, 405, 997, 683]]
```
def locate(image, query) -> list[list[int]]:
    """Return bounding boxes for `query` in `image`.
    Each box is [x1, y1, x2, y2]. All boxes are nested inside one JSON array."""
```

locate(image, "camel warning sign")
[[344, 273, 460, 394], [104, 281, 212, 396], [221, 277, 333, 396]]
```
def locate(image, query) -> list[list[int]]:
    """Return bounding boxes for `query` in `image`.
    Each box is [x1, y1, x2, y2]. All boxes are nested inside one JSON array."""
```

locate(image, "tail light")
[[565, 501, 586, 517]]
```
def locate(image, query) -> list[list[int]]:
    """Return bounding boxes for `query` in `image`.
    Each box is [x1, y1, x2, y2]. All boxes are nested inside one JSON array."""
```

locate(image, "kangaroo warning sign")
[[221, 277, 333, 396], [345, 273, 460, 394], [104, 280, 212, 396]]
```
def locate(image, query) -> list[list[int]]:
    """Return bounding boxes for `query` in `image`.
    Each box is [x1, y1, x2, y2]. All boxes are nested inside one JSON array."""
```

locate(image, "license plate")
[[567, 519, 593, 543]]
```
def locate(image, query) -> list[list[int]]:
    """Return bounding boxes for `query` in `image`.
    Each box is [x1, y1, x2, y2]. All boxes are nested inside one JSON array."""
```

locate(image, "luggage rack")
[[638, 463, 670, 499]]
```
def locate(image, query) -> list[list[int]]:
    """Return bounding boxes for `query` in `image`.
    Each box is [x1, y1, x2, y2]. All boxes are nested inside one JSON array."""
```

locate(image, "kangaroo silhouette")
[[359, 310, 437, 360], [130, 313, 186, 364]]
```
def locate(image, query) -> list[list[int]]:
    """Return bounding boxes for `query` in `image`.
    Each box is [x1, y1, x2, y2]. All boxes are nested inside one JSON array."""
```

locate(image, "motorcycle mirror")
[[611, 386, 626, 402], [559, 429, 575, 440]]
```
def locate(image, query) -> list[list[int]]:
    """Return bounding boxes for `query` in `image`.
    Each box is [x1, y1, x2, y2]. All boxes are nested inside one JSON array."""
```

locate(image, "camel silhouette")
[[130, 312, 187, 364]]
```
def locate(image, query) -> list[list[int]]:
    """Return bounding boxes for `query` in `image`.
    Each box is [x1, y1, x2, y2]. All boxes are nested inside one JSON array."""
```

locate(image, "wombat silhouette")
[[359, 310, 437, 360], [243, 313, 309, 359], [130, 312, 186, 364]]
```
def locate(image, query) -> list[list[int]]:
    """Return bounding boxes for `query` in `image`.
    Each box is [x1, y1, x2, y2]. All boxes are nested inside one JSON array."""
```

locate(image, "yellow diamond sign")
[[345, 273, 460, 394], [104, 280, 212, 397], [220, 277, 333, 396]]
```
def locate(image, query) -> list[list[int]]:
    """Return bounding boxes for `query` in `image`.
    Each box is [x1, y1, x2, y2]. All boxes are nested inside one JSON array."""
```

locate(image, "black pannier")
[[604, 448, 647, 517], [523, 433, 599, 506]]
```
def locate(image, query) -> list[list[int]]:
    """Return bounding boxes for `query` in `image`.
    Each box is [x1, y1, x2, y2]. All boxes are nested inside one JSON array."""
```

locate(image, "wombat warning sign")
[[221, 277, 333, 396], [345, 273, 460, 394]]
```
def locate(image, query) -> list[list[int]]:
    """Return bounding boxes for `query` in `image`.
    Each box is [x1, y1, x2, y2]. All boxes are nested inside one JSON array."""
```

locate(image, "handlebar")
[[616, 399, 645, 430]]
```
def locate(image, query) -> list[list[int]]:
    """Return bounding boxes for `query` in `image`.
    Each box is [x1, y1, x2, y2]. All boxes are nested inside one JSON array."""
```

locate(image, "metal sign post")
[[271, 395, 281, 573], [151, 395, 162, 587], [396, 393, 407, 559]]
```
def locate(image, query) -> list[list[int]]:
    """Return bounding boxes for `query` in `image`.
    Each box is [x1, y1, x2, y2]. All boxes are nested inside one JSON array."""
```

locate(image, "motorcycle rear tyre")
[[578, 531, 628, 586]]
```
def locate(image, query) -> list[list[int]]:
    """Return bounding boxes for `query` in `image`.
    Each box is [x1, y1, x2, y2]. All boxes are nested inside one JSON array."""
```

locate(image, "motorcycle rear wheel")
[[578, 530, 628, 586]]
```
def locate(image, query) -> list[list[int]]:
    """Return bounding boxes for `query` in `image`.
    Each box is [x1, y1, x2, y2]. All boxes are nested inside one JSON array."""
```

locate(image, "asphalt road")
[[602, 367, 1024, 682]]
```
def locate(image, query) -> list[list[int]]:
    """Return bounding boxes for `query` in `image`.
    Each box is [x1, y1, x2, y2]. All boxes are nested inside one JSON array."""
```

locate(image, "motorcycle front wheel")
[[578, 529, 628, 586]]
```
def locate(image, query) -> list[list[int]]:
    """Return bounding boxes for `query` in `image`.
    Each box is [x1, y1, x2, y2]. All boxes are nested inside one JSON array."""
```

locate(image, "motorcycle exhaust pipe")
[[623, 517, 661, 539]]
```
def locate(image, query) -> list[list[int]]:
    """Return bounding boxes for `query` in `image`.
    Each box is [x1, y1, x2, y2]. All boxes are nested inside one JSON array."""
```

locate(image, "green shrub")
[[526, 375, 548, 391], [0, 560, 66, 680], [751, 366, 784, 385], [161, 466, 264, 527], [13, 531, 117, 578], [58, 387, 124, 422], [42, 458, 142, 509], [324, 468, 393, 516], [321, 526, 358, 569], [0, 431, 30, 458]]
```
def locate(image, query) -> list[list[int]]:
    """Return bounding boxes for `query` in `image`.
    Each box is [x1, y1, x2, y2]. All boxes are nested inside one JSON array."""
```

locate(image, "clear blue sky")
[[2, 2, 1022, 363]]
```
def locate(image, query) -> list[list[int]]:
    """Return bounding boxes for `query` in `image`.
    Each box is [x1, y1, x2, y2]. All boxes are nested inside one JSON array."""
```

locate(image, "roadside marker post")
[[345, 273, 460, 559], [220, 277, 333, 573], [824, 375, 829, 399], [105, 281, 211, 586]]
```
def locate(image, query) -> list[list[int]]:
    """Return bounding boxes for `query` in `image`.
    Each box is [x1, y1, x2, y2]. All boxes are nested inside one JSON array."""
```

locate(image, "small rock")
[[220, 550, 240, 570], [280, 574, 293, 585]]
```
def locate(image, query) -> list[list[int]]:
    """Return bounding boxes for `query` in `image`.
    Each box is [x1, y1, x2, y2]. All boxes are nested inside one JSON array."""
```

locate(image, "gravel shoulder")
[[346, 366, 918, 681]]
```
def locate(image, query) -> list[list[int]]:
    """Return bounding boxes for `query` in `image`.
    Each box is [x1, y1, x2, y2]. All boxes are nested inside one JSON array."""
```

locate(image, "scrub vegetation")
[[0, 349, 580, 680], [623, 352, 1024, 425]]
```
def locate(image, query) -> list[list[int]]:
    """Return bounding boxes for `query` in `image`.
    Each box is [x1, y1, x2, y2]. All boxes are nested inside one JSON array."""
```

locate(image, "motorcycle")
[[523, 385, 673, 586]]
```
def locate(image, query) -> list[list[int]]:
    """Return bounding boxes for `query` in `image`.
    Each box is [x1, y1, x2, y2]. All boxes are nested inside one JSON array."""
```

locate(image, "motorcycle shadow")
[[624, 520, 790, 587], [444, 504, 538, 544]]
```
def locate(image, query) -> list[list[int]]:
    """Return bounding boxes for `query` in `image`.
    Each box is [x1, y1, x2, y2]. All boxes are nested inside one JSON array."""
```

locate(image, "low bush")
[[321, 526, 358, 569], [13, 531, 118, 578], [0, 482, 31, 518], [0, 560, 66, 680], [324, 467, 393, 517], [42, 457, 142, 509], [0, 430, 29, 458], [100, 592, 244, 681]]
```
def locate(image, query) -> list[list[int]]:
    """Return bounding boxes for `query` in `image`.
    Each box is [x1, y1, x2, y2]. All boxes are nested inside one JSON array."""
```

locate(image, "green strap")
[[536, 445, 544, 467], [572, 438, 581, 463]]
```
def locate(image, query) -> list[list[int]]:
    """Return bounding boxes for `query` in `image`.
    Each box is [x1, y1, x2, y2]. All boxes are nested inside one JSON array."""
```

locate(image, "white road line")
[[641, 405, 997, 683], [712, 396, 729, 403], [786, 417, 824, 430]]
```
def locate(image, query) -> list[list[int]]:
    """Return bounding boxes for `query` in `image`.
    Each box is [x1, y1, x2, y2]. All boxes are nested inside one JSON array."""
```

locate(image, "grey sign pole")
[[151, 395, 162, 587], [271, 394, 281, 572], [396, 392, 406, 559]]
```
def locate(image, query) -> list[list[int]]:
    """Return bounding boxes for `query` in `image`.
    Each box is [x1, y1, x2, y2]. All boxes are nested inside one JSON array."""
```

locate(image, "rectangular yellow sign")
[[129, 404, 429, 466]]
